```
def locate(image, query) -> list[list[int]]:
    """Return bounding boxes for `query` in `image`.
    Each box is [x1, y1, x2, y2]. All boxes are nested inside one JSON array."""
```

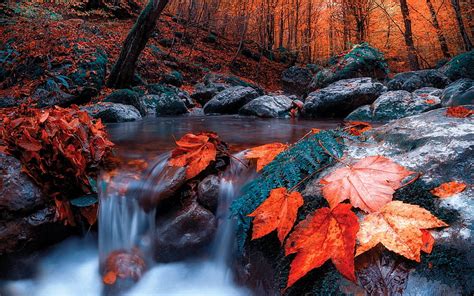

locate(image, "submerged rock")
[[239, 95, 293, 118], [303, 77, 386, 118], [387, 69, 450, 92], [81, 102, 142, 123], [104, 89, 146, 116], [203, 86, 259, 114], [310, 43, 389, 89], [154, 198, 217, 262], [281, 66, 313, 96], [441, 78, 474, 106]]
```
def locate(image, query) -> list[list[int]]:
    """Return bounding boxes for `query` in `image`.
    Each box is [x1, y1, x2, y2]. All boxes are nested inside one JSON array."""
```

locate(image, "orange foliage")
[[446, 106, 474, 118], [248, 187, 304, 243], [344, 121, 373, 136], [245, 143, 288, 172], [431, 181, 467, 198]]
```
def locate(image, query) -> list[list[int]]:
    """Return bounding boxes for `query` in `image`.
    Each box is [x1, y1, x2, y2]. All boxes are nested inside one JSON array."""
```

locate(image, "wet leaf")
[[356, 201, 448, 262], [430, 181, 467, 198], [70, 194, 98, 207], [320, 156, 414, 213], [445, 106, 473, 118], [245, 142, 288, 172], [248, 187, 304, 243], [168, 132, 219, 179], [284, 204, 359, 288], [344, 121, 372, 136]]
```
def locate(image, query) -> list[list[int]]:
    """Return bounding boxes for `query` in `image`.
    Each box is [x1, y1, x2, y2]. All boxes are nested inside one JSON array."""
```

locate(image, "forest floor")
[[1, 2, 286, 101]]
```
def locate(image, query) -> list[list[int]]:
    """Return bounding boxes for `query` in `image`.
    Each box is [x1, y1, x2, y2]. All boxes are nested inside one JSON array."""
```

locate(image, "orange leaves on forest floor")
[[245, 142, 289, 172], [320, 156, 414, 213], [248, 187, 303, 244], [356, 201, 447, 262], [284, 204, 359, 288], [445, 106, 474, 118], [168, 132, 220, 179], [344, 121, 373, 136], [430, 181, 467, 198]]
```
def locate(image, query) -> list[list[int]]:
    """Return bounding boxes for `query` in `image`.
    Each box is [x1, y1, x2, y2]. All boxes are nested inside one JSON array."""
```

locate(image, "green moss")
[[441, 50, 474, 80]]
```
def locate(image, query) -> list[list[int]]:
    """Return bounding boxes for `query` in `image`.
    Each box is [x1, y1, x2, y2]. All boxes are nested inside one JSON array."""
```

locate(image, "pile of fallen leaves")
[[242, 139, 451, 290], [0, 105, 114, 222]]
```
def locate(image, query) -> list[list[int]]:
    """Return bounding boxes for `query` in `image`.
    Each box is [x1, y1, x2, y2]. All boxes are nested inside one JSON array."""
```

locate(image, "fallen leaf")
[[425, 99, 436, 104], [430, 181, 467, 198], [284, 204, 359, 288], [248, 187, 304, 243], [103, 271, 117, 285], [320, 156, 414, 213], [54, 198, 76, 226], [445, 106, 473, 118], [344, 121, 372, 136], [245, 143, 288, 172], [168, 132, 219, 179], [356, 201, 447, 262], [421, 229, 434, 254]]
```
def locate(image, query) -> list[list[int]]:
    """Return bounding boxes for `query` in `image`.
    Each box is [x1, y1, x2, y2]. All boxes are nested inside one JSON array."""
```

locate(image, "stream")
[[2, 116, 341, 296]]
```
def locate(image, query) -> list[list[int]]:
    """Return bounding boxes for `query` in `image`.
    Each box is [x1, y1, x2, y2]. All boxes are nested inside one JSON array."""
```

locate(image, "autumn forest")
[[0, 0, 473, 295]]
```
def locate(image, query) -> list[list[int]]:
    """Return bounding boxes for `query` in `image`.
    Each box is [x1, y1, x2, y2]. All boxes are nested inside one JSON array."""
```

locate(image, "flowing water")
[[1, 116, 340, 296]]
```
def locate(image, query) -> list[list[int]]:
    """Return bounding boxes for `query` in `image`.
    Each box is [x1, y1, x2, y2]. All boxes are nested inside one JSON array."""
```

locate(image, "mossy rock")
[[440, 50, 474, 80], [69, 49, 107, 98]]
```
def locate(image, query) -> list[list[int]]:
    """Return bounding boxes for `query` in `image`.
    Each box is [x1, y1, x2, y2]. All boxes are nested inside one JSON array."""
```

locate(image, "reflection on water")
[[107, 115, 341, 155]]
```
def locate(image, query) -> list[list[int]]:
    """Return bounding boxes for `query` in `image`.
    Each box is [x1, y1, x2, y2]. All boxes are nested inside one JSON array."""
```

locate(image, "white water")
[[3, 153, 254, 296]]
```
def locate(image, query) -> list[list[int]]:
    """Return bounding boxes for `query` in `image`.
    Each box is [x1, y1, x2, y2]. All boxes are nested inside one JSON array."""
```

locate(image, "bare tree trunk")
[[426, 0, 451, 58], [399, 0, 420, 70], [451, 0, 473, 51], [107, 0, 170, 88]]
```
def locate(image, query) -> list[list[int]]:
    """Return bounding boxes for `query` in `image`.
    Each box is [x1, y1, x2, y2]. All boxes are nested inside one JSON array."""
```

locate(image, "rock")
[[303, 77, 387, 118], [187, 108, 205, 116], [387, 69, 450, 92], [203, 33, 217, 43], [154, 94, 188, 116], [104, 89, 146, 116], [0, 154, 46, 215], [345, 105, 372, 121], [0, 96, 23, 108], [160, 70, 183, 87], [439, 50, 474, 80], [69, 50, 107, 98], [203, 86, 259, 114], [191, 82, 228, 105], [154, 198, 217, 262], [310, 43, 389, 89], [33, 79, 77, 108], [81, 102, 142, 123], [158, 38, 174, 47], [281, 66, 313, 96], [203, 73, 264, 95], [239, 95, 293, 118], [197, 175, 220, 213], [441, 79, 474, 106], [147, 84, 194, 108]]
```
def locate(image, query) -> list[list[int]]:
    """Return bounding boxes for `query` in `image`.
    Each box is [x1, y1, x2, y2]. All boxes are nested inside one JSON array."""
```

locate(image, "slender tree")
[[425, 0, 451, 58], [107, 0, 171, 88], [450, 0, 472, 51], [399, 0, 420, 70]]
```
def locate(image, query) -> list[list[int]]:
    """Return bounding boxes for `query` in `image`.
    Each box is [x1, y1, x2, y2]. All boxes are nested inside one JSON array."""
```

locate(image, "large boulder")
[[281, 66, 313, 96], [154, 198, 217, 262], [191, 82, 228, 105], [104, 89, 146, 116], [203, 86, 259, 114], [441, 78, 474, 107], [347, 88, 442, 121], [147, 84, 194, 109], [142, 94, 188, 116], [0, 153, 66, 255], [33, 79, 77, 108], [310, 43, 389, 89], [439, 50, 474, 80], [387, 69, 450, 92], [239, 95, 294, 118], [303, 77, 387, 118], [81, 102, 142, 123]]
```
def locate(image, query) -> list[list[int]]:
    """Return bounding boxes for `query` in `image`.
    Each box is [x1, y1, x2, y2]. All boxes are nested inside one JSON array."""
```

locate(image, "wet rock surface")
[[303, 77, 386, 118], [441, 78, 474, 106], [81, 102, 142, 123], [104, 89, 146, 116], [203, 86, 259, 114], [239, 95, 294, 118], [147, 84, 194, 109], [281, 66, 313, 96], [387, 69, 450, 92], [439, 50, 474, 80], [197, 175, 220, 213]]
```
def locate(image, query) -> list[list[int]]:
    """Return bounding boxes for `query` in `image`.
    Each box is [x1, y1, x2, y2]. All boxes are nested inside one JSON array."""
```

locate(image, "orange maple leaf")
[[356, 201, 447, 262], [284, 204, 359, 288], [445, 106, 473, 118], [344, 121, 372, 136], [320, 156, 414, 213], [168, 132, 219, 179], [248, 187, 304, 243], [430, 181, 467, 198], [245, 142, 288, 172]]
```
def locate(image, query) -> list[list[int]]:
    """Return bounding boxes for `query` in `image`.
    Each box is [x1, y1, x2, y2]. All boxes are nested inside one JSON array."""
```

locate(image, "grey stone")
[[203, 86, 259, 114], [441, 79, 474, 107], [239, 95, 293, 118], [104, 89, 146, 116], [387, 69, 450, 92], [81, 102, 142, 123], [281, 66, 313, 96]]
